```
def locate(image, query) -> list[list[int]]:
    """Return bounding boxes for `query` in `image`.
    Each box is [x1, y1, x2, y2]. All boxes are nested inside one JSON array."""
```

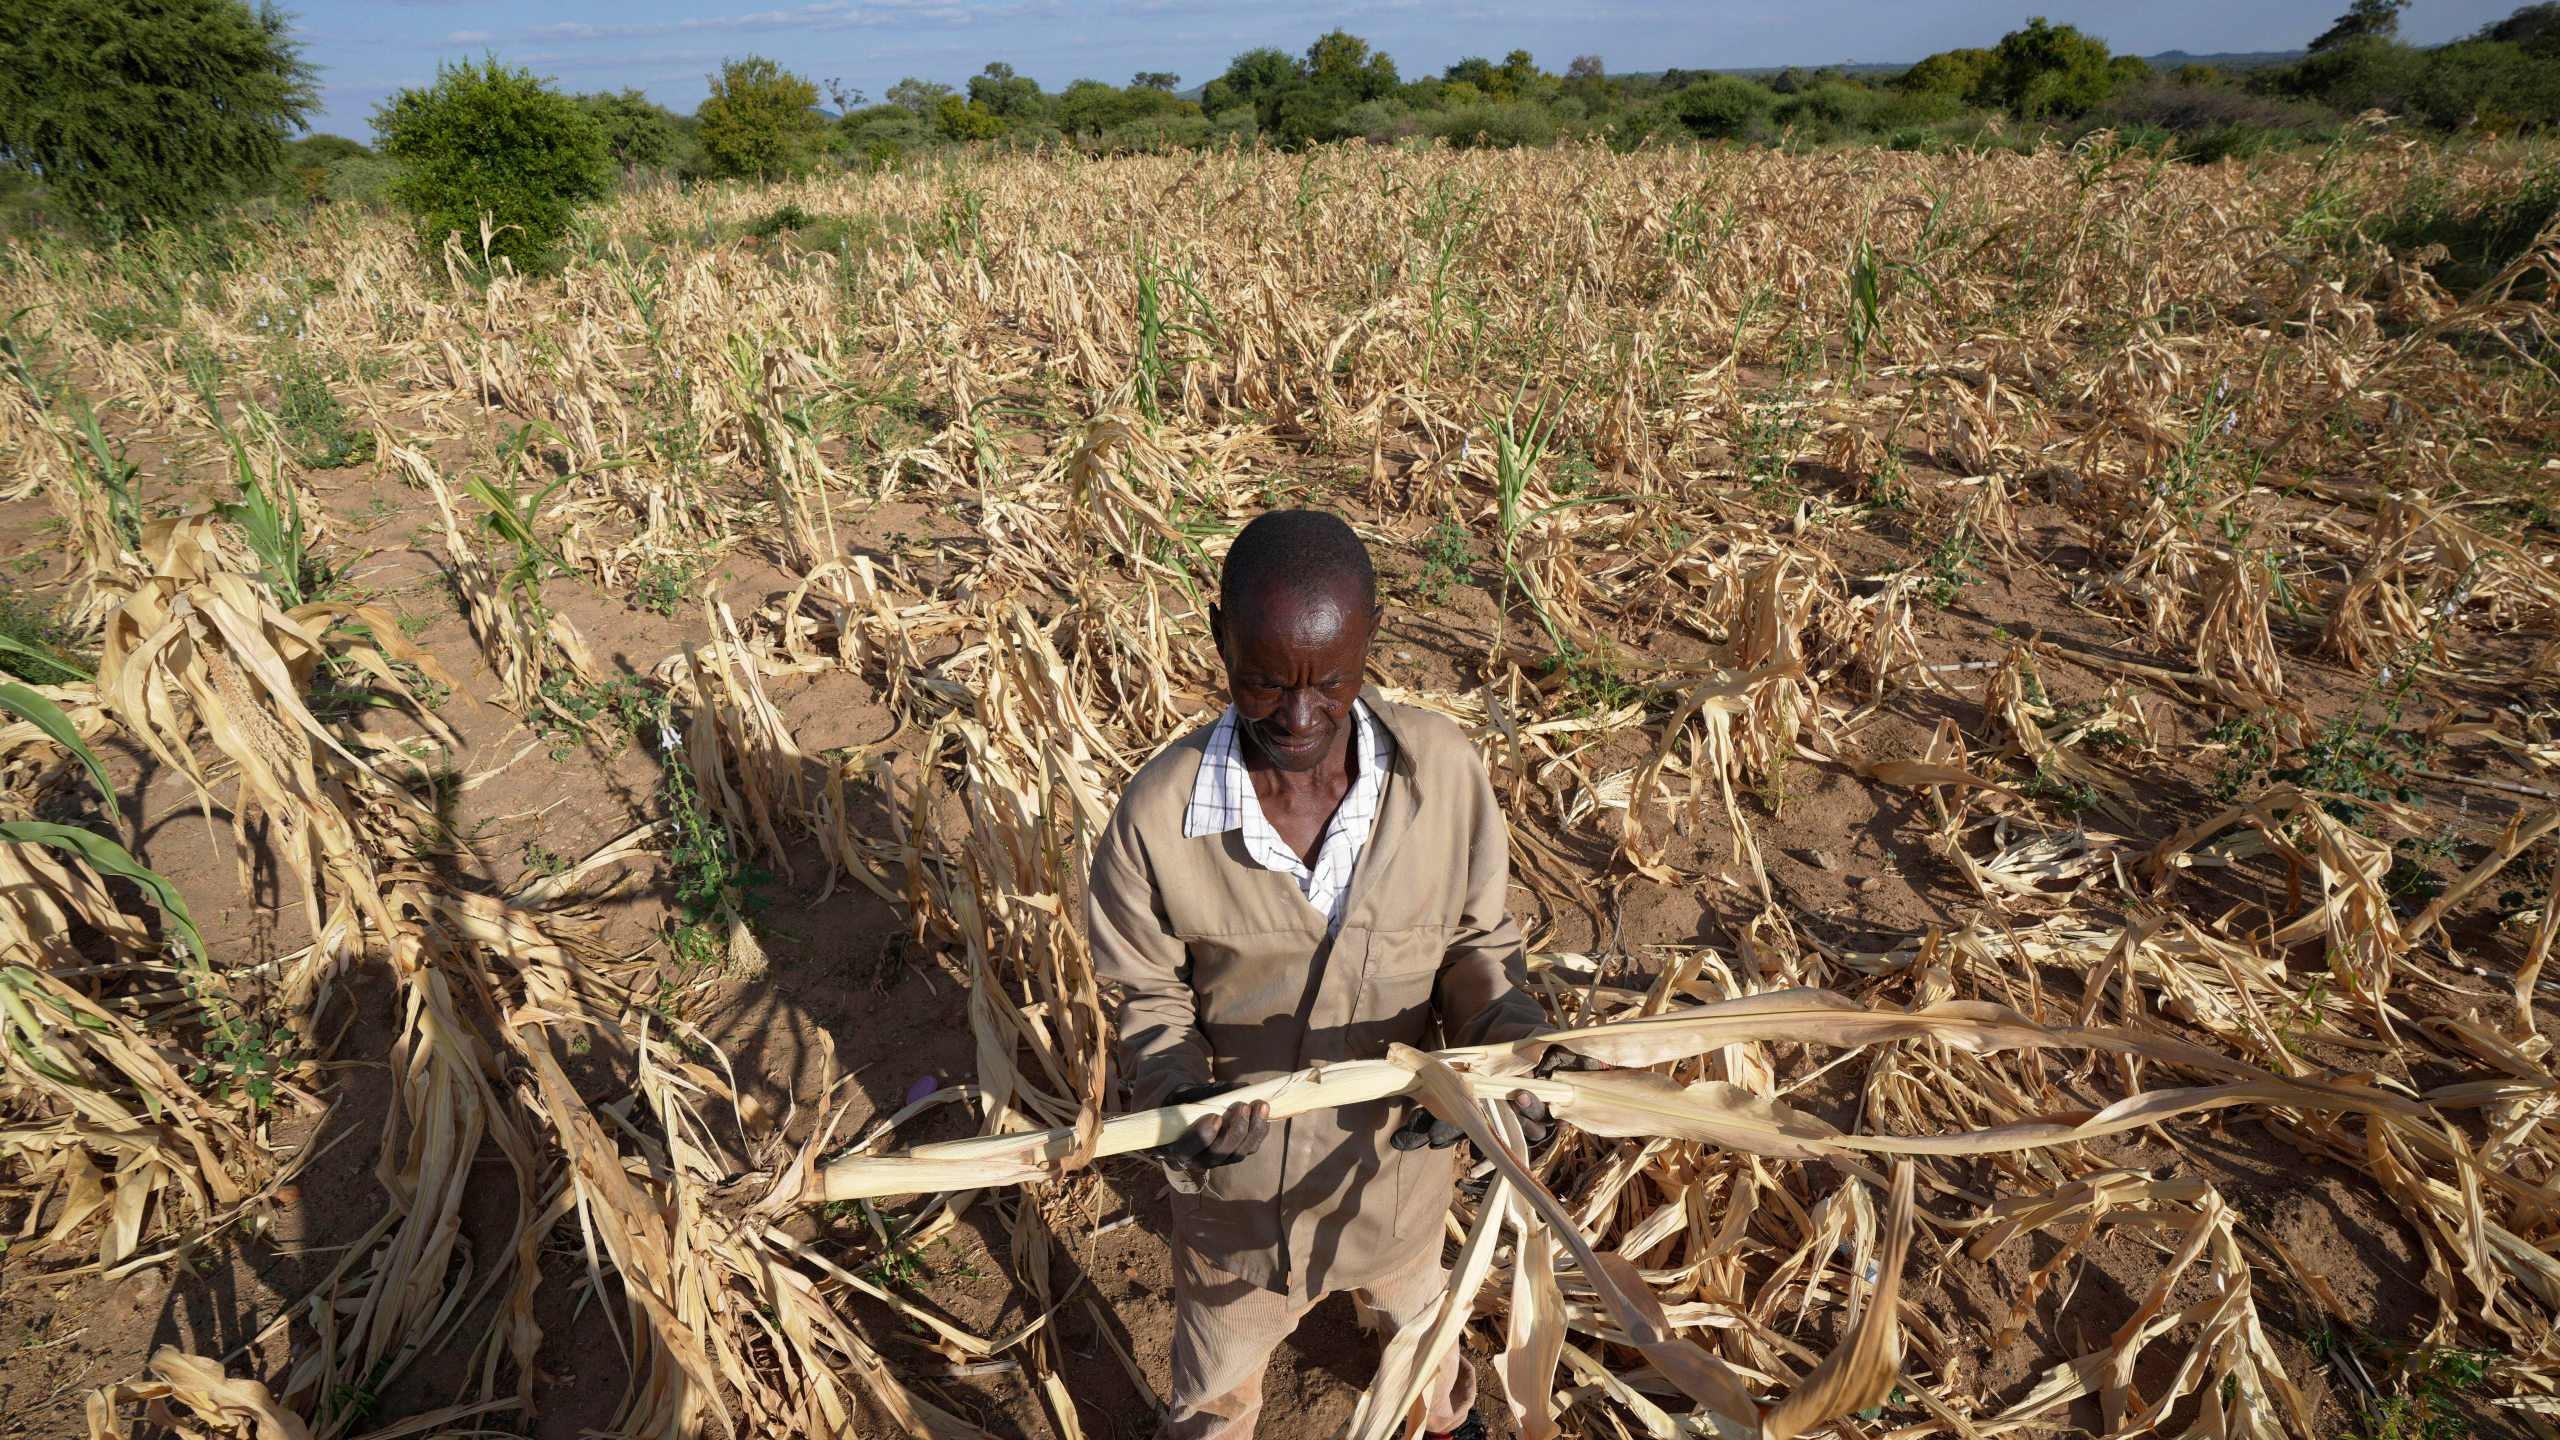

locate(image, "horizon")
[[291, 1, 2523, 139]]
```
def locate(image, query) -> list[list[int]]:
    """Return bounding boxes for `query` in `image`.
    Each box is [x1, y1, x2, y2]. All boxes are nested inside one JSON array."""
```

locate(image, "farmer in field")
[[1088, 508, 1586, 1440]]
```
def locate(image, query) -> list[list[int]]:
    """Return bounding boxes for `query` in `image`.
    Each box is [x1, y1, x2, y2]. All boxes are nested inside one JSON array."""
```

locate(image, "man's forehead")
[[1228, 573, 1370, 632]]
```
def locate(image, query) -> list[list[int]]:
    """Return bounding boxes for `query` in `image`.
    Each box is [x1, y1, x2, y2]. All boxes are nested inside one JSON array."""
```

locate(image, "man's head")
[[1210, 509, 1381, 775]]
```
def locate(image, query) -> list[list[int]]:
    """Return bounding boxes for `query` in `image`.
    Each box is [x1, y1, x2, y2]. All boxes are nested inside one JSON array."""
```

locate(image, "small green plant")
[[521, 841, 570, 878], [536, 673, 658, 746], [3, 316, 142, 549], [1414, 515, 1475, 606], [0, 585, 89, 684], [217, 431, 324, 606], [2386, 832, 2463, 905], [1916, 518, 1985, 606], [1736, 393, 1810, 502], [746, 202, 819, 238], [2317, 1331, 2498, 1440], [2277, 974, 2330, 1055], [2020, 756, 2107, 816], [631, 554, 702, 617], [1540, 638, 1645, 716], [273, 353, 374, 469]]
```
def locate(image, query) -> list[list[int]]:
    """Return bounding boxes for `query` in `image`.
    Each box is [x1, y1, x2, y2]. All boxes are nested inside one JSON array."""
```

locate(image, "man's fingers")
[[1511, 1089, 1558, 1147], [1224, 1100, 1269, 1159], [1426, 1117, 1467, 1149], [1169, 1111, 1225, 1172], [1534, 1046, 1604, 1078], [1390, 1108, 1438, 1151]]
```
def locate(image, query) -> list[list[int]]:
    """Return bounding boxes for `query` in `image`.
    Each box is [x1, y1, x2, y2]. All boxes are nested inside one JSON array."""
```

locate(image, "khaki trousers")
[[1165, 1226, 1475, 1440]]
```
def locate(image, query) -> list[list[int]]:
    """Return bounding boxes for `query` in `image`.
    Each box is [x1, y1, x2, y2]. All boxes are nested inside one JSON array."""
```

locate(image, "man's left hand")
[[1509, 1045, 1608, 1148], [1390, 1046, 1608, 1154]]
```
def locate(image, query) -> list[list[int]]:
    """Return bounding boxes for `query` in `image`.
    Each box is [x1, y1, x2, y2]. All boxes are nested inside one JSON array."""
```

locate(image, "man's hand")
[[1390, 1046, 1609, 1153], [1164, 1083, 1270, 1174]]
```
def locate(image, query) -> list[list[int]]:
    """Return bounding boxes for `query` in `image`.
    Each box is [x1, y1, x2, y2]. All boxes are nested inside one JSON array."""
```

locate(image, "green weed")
[[272, 352, 374, 469], [0, 585, 89, 684], [1916, 518, 1985, 606], [631, 554, 703, 617], [1414, 515, 1475, 606]]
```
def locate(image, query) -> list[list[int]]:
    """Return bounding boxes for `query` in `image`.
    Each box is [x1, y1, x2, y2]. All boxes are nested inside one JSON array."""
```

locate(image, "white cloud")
[[444, 29, 492, 42]]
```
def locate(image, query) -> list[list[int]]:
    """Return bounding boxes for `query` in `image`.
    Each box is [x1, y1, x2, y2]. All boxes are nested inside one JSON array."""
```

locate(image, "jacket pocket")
[[1347, 925, 1445, 1057]]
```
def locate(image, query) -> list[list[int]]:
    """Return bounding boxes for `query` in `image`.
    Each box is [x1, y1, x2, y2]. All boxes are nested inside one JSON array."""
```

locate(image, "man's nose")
[[1281, 689, 1324, 731]]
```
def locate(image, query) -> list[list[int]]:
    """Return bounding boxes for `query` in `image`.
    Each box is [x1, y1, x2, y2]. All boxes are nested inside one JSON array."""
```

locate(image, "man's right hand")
[[1164, 1083, 1271, 1174]]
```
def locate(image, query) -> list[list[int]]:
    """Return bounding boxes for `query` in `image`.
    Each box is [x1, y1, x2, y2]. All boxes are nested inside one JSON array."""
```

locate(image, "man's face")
[[1213, 575, 1380, 775]]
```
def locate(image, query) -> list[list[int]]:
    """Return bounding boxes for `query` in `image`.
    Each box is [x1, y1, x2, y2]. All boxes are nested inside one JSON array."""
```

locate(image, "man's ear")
[[1208, 602, 1227, 660]]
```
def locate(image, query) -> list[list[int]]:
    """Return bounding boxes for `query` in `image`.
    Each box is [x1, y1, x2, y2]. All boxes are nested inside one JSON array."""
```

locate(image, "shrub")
[[0, 0, 317, 238], [1772, 81, 1881, 139], [696, 57, 825, 180], [374, 58, 611, 274], [1671, 76, 1774, 139], [579, 89, 683, 171], [1426, 102, 1561, 149]]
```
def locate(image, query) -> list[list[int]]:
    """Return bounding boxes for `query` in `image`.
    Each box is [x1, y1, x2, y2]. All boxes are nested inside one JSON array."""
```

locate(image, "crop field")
[[4, 134, 2560, 1439]]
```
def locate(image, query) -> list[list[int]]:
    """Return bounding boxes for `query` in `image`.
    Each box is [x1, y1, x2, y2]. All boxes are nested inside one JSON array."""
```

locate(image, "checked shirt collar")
[[1182, 700, 1393, 934]]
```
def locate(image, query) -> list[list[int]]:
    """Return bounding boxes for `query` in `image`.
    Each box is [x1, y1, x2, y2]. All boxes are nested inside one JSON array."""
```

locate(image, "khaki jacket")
[[1087, 689, 1547, 1295]]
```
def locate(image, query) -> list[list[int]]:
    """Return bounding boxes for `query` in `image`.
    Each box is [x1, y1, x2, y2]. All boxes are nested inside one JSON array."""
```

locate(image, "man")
[[1087, 509, 1578, 1440]]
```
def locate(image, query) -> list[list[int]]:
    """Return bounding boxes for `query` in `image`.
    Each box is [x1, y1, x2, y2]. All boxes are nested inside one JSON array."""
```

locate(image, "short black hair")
[[1219, 508, 1376, 616]]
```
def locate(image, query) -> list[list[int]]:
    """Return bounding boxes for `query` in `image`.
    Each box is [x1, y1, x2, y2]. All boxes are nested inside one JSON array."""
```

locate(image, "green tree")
[[1056, 79, 1193, 136], [1131, 71, 1180, 91], [1305, 29, 1399, 100], [695, 57, 825, 180], [0, 0, 316, 237], [1561, 56, 1619, 115], [579, 89, 681, 170], [2476, 4, 2560, 56], [1899, 46, 1995, 101], [969, 62, 1047, 121], [1981, 17, 2120, 118], [2310, 0, 2410, 53], [885, 77, 955, 116], [933, 94, 1005, 140], [374, 57, 609, 273], [1200, 48, 1297, 116]]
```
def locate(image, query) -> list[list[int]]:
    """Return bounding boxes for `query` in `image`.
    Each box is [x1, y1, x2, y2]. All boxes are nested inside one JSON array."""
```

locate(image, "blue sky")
[[290, 0, 2525, 138]]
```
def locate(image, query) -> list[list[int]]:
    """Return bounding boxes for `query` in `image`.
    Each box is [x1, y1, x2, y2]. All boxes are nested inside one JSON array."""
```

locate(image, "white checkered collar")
[[1182, 699, 1394, 932]]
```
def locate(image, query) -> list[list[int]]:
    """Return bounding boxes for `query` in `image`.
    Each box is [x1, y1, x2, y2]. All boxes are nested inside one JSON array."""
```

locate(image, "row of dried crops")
[[2, 133, 2558, 1438]]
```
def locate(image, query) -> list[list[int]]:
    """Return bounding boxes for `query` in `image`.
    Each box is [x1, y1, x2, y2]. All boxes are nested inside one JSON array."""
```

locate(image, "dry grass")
[[4, 128, 2560, 1439]]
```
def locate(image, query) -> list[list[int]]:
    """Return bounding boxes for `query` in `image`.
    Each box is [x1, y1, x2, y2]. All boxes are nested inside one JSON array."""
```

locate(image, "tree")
[[1056, 79, 1193, 136], [1200, 48, 1297, 116], [969, 62, 1046, 120], [374, 58, 609, 273], [2475, 3, 2560, 57], [1898, 47, 1995, 101], [885, 77, 956, 117], [1132, 71, 1180, 92], [1304, 29, 1399, 100], [578, 89, 681, 170], [2310, 0, 2410, 53], [1981, 18, 2120, 118], [933, 95, 1005, 141], [0, 0, 315, 237], [1565, 55, 1608, 82], [695, 57, 825, 180]]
